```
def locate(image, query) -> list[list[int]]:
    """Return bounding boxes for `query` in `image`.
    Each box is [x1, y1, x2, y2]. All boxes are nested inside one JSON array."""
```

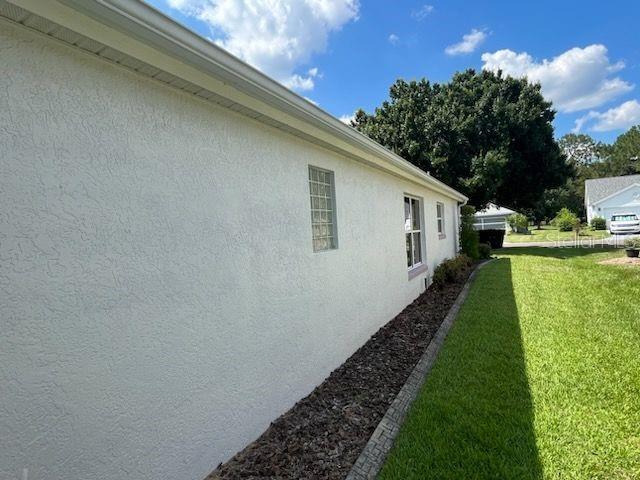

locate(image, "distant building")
[[473, 203, 517, 231], [585, 175, 640, 224]]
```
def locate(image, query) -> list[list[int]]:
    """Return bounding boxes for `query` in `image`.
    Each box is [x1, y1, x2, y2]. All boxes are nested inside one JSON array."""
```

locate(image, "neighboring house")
[[585, 175, 640, 224], [0, 1, 467, 479], [473, 203, 517, 231]]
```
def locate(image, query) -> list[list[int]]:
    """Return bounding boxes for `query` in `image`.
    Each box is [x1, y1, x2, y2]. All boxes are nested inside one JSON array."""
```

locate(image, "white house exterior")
[[473, 203, 517, 231], [0, 1, 467, 479], [585, 175, 640, 224]]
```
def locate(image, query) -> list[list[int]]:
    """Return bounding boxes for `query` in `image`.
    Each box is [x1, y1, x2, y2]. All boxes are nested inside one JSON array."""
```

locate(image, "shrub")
[[478, 243, 491, 259], [590, 216, 607, 230], [624, 238, 640, 249], [478, 229, 506, 249], [460, 205, 479, 259], [457, 253, 473, 268], [552, 208, 580, 232], [432, 254, 472, 288], [431, 263, 449, 287], [508, 213, 529, 232]]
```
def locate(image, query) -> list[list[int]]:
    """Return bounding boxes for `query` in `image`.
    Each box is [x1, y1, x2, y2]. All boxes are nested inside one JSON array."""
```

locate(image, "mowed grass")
[[506, 225, 610, 243], [379, 248, 640, 480]]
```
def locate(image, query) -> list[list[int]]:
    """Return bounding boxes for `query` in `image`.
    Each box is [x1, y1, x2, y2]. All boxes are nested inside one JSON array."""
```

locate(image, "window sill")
[[438, 234, 446, 240], [408, 263, 428, 280], [313, 247, 338, 254]]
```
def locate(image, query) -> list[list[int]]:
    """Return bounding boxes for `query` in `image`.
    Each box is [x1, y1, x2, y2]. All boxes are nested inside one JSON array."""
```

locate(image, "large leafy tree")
[[605, 125, 640, 176], [558, 133, 600, 166], [353, 70, 571, 210], [570, 126, 640, 180], [534, 133, 604, 221], [534, 128, 640, 222]]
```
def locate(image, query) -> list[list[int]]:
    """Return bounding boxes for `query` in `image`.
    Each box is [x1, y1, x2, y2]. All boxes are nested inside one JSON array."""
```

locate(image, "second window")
[[404, 196, 423, 269], [436, 202, 445, 236]]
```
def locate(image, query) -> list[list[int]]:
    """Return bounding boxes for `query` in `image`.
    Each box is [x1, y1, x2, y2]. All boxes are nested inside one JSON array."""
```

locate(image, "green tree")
[[558, 133, 600, 166], [531, 184, 584, 225], [529, 127, 640, 225], [508, 213, 529, 232], [353, 70, 571, 210], [607, 126, 640, 175], [531, 133, 613, 224], [459, 205, 479, 259]]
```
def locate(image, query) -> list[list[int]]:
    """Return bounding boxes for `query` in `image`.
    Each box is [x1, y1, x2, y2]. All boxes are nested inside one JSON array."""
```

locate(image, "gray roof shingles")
[[585, 174, 640, 204]]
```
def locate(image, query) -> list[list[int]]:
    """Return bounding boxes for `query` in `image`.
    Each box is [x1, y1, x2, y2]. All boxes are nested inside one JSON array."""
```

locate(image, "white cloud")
[[282, 67, 320, 91], [411, 4, 434, 21], [339, 113, 355, 124], [285, 75, 315, 91], [167, 0, 191, 7], [481, 44, 634, 113], [166, 0, 359, 91], [445, 28, 487, 56], [388, 33, 400, 46], [573, 100, 640, 132]]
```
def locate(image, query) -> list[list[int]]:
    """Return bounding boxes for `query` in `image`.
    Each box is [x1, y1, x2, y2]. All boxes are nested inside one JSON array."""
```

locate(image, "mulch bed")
[[208, 266, 473, 480], [599, 256, 640, 266]]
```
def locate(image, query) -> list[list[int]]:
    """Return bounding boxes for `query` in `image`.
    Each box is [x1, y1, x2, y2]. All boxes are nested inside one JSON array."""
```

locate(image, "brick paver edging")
[[345, 259, 494, 480]]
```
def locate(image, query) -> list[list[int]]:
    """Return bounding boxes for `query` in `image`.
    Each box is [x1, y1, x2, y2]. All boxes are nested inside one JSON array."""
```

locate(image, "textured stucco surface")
[[0, 21, 458, 480]]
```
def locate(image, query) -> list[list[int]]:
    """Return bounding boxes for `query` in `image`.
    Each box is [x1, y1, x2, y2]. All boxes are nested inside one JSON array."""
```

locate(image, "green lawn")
[[380, 248, 640, 480], [506, 225, 610, 243]]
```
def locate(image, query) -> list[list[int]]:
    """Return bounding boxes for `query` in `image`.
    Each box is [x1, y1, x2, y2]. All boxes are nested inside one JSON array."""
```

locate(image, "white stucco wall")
[[0, 22, 459, 480]]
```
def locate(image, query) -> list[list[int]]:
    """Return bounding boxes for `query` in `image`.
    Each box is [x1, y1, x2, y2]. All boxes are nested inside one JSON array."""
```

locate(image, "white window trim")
[[405, 194, 426, 277], [437, 202, 446, 239]]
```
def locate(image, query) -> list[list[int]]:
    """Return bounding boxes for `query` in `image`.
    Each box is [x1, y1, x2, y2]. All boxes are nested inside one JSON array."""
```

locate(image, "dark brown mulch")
[[209, 266, 473, 480]]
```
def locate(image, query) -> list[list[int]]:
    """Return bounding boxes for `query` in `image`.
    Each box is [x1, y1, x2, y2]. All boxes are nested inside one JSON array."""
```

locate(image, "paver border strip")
[[345, 259, 494, 480]]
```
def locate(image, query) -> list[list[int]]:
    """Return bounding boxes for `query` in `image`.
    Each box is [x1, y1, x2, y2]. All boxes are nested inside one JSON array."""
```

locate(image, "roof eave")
[[592, 183, 640, 206], [11, 0, 467, 202]]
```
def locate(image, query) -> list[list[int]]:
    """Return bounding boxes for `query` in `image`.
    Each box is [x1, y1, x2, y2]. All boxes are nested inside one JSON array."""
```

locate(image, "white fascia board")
[[475, 205, 516, 217], [11, 0, 467, 202], [474, 210, 515, 218], [592, 183, 640, 206]]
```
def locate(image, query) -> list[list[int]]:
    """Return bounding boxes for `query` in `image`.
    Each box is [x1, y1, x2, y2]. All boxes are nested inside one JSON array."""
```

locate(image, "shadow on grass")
[[495, 246, 617, 260], [379, 259, 543, 480]]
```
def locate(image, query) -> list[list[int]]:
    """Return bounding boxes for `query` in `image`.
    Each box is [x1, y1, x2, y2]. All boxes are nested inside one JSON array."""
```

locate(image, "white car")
[[609, 213, 640, 234]]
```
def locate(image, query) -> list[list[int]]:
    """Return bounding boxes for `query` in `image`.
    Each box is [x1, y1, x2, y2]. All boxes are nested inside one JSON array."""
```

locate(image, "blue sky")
[[147, 0, 640, 143]]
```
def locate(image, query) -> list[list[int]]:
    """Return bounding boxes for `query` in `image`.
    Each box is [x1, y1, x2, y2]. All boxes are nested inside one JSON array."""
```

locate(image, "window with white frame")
[[437, 202, 445, 236], [309, 166, 337, 252], [404, 195, 423, 269]]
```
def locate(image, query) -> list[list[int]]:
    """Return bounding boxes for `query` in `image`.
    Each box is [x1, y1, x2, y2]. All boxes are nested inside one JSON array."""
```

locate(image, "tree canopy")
[[353, 69, 571, 210], [603, 126, 640, 176], [558, 134, 600, 166], [532, 128, 640, 222]]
